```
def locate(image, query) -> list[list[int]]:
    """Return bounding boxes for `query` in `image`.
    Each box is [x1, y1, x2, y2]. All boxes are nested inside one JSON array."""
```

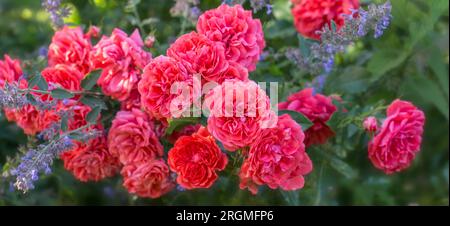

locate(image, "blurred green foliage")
[[0, 0, 448, 205]]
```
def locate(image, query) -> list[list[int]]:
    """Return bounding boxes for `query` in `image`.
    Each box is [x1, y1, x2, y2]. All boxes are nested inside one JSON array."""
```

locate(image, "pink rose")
[[108, 108, 163, 165], [363, 116, 378, 132], [368, 99, 425, 174], [197, 4, 265, 71], [48, 26, 93, 75], [90, 28, 151, 101], [239, 114, 313, 194], [138, 56, 192, 120], [121, 159, 175, 198], [61, 136, 121, 182], [167, 32, 231, 83], [278, 88, 337, 147], [205, 79, 272, 151]]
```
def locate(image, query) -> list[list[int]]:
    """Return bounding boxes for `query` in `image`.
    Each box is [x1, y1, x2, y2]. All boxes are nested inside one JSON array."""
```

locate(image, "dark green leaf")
[[86, 106, 102, 124], [278, 110, 314, 130], [28, 73, 48, 91], [51, 88, 74, 99], [81, 70, 102, 90], [80, 95, 107, 110], [25, 93, 38, 106], [61, 114, 69, 132], [68, 131, 84, 141]]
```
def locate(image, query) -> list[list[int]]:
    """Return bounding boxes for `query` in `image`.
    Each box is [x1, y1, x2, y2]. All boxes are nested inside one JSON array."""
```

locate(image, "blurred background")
[[0, 0, 448, 205]]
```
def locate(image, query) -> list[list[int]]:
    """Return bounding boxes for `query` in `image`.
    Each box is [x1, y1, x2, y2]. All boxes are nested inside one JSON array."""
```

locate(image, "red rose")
[[48, 26, 93, 75], [168, 127, 228, 189], [41, 64, 83, 92], [278, 88, 337, 147], [291, 0, 359, 40], [138, 56, 192, 120], [197, 4, 265, 71], [239, 114, 313, 194], [368, 99, 425, 174], [61, 136, 121, 182], [121, 159, 175, 198], [0, 54, 22, 88], [108, 108, 163, 165]]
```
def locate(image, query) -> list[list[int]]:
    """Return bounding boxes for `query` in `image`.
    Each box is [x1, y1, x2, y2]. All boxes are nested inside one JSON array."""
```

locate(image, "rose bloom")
[[138, 56, 192, 120], [41, 64, 84, 92], [108, 108, 163, 165], [291, 0, 359, 40], [168, 127, 228, 189], [278, 88, 337, 147], [0, 54, 22, 88], [363, 116, 378, 132], [61, 136, 121, 182], [167, 31, 235, 83], [9, 104, 59, 135], [48, 26, 93, 75], [121, 159, 175, 198], [368, 99, 425, 174], [197, 4, 265, 71], [1, 54, 23, 123], [239, 114, 313, 194], [205, 79, 272, 151], [90, 28, 151, 101]]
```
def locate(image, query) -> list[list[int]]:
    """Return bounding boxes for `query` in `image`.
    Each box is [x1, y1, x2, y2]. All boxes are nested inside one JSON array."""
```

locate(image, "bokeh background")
[[0, 0, 448, 205]]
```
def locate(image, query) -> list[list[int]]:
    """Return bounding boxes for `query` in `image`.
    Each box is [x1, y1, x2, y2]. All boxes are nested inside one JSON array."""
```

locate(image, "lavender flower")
[[41, 0, 71, 29], [170, 0, 202, 23], [11, 136, 74, 193], [286, 1, 393, 76], [0, 83, 28, 109], [223, 0, 273, 15]]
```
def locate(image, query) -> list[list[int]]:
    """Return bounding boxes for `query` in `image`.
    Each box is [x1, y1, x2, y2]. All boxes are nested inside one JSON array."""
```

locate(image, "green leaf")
[[25, 93, 38, 106], [330, 20, 337, 32], [27, 73, 48, 91], [81, 70, 101, 90], [278, 110, 314, 130], [165, 117, 199, 135], [80, 95, 107, 110], [298, 34, 313, 58], [68, 131, 84, 141], [61, 114, 69, 132], [51, 88, 74, 99], [86, 106, 102, 124]]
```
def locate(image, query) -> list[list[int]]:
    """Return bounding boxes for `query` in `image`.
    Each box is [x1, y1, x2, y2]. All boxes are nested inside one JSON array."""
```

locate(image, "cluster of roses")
[[0, 2, 426, 198]]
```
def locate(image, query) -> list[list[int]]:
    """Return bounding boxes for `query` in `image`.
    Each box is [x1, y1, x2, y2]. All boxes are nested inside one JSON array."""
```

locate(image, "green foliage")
[[0, 0, 448, 206]]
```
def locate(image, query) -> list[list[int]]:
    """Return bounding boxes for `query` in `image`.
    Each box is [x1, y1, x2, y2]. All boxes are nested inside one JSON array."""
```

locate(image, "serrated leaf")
[[278, 110, 314, 130], [81, 70, 101, 90], [86, 106, 101, 124], [51, 88, 74, 99], [80, 95, 107, 110], [165, 117, 199, 135]]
